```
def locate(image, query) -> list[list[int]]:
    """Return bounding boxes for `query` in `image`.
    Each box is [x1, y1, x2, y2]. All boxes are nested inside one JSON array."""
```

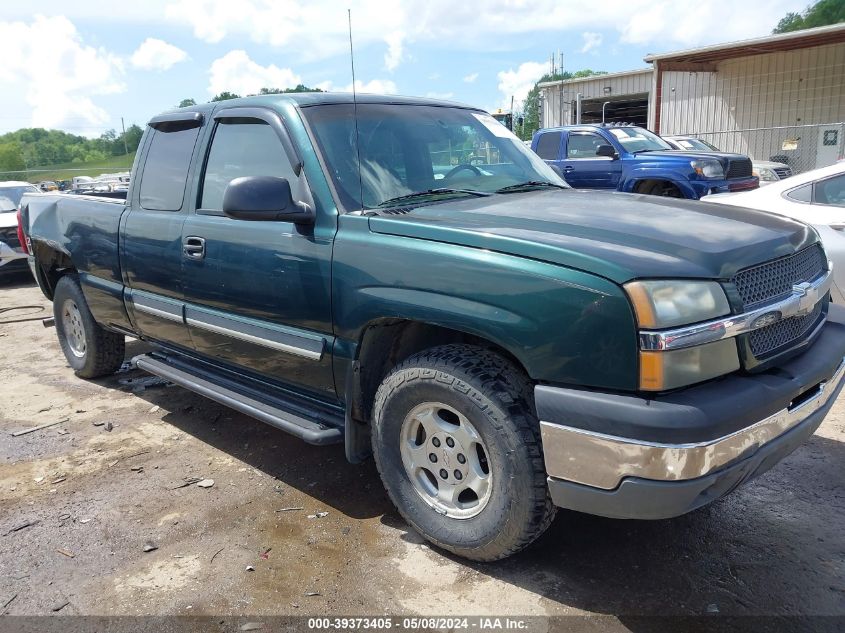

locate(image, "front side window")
[[566, 133, 610, 158], [301, 104, 565, 210], [140, 125, 201, 211], [200, 118, 296, 211]]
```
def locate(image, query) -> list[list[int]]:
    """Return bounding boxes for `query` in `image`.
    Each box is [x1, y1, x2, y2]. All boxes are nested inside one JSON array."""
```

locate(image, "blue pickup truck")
[[532, 124, 759, 199]]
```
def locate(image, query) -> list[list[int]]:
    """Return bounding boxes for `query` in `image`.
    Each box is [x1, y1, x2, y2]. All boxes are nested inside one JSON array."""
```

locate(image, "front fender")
[[620, 166, 697, 199], [332, 215, 639, 392]]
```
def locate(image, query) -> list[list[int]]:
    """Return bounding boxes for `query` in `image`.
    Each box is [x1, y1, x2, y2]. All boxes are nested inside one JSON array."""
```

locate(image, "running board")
[[133, 354, 343, 446]]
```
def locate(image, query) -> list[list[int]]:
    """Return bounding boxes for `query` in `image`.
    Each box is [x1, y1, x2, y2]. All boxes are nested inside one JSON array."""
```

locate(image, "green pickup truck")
[[20, 94, 845, 561]]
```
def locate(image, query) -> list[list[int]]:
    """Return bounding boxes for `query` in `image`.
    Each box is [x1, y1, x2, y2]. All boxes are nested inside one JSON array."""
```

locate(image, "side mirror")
[[222, 176, 314, 224], [596, 144, 618, 159]]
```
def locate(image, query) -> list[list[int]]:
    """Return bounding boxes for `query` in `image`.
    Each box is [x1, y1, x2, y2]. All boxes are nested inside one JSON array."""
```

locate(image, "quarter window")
[[786, 183, 813, 203], [535, 132, 562, 160], [200, 118, 296, 211], [140, 125, 200, 211]]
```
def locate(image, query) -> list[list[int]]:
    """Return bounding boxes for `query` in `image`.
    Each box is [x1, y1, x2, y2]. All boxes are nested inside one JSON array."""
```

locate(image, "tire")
[[371, 344, 555, 561], [647, 181, 683, 198], [53, 274, 125, 378]]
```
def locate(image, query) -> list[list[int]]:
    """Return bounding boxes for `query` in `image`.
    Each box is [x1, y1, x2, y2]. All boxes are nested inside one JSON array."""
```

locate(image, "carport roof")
[[644, 22, 845, 65]]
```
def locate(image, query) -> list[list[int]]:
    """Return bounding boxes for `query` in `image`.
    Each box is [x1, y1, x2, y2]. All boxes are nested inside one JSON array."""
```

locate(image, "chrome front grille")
[[726, 158, 753, 179], [733, 245, 827, 309], [748, 299, 824, 357], [732, 244, 828, 359]]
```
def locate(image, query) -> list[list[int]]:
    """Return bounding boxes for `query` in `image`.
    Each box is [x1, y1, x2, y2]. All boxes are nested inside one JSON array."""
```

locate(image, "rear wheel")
[[371, 344, 555, 561], [54, 274, 125, 378]]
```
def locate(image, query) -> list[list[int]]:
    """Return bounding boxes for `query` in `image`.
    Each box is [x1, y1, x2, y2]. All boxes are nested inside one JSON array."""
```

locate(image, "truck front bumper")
[[536, 306, 845, 519]]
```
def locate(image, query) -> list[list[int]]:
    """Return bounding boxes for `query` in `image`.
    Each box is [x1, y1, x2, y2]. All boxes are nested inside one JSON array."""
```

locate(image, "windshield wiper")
[[495, 181, 568, 193], [632, 149, 659, 154], [376, 188, 492, 208]]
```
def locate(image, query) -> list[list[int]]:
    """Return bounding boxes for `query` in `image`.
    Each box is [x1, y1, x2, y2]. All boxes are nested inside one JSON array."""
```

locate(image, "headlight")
[[624, 280, 730, 329], [691, 159, 725, 179], [625, 280, 737, 391], [754, 167, 778, 182]]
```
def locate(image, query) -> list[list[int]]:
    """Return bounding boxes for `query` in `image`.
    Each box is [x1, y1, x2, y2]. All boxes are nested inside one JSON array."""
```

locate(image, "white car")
[[663, 136, 792, 185], [701, 161, 845, 303], [0, 182, 39, 280]]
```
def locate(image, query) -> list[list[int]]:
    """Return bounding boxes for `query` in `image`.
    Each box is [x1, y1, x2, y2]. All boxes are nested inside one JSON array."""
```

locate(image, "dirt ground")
[[1, 274, 844, 626]]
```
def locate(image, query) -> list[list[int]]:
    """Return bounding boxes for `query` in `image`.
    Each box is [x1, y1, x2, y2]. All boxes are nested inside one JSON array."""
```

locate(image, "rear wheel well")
[[349, 320, 530, 427], [30, 242, 76, 300]]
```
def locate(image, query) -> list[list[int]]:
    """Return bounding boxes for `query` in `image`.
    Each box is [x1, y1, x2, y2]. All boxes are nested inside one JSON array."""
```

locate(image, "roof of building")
[[644, 22, 845, 64], [537, 68, 652, 89]]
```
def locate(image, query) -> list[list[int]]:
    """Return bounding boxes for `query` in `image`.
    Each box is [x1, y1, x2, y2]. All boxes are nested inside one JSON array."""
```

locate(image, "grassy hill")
[[3, 153, 136, 184]]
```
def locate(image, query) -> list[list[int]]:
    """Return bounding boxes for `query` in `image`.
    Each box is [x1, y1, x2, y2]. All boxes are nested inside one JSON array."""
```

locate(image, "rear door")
[[179, 106, 337, 400], [121, 112, 204, 350], [560, 131, 622, 189]]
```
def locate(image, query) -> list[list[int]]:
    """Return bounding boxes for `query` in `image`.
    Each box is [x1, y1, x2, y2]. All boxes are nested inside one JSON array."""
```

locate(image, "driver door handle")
[[563, 165, 575, 172], [183, 236, 206, 260]]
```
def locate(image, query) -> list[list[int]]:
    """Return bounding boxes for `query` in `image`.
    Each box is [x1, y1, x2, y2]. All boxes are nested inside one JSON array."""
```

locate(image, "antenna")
[[348, 8, 365, 208]]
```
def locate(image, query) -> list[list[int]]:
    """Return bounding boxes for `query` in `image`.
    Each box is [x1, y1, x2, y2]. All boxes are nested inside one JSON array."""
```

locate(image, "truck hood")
[[633, 150, 747, 164], [367, 190, 817, 283]]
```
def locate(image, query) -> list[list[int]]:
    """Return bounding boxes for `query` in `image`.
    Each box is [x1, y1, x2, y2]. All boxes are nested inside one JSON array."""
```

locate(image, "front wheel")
[[53, 274, 125, 378], [371, 345, 555, 561]]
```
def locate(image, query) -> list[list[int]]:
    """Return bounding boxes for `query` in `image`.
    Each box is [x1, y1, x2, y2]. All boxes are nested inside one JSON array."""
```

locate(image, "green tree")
[[517, 70, 607, 140], [0, 142, 26, 172], [774, 0, 845, 33], [210, 91, 241, 102], [177, 98, 197, 107], [257, 84, 323, 95]]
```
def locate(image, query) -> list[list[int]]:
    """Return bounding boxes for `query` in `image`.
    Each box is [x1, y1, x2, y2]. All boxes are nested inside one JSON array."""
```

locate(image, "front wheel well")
[[349, 320, 530, 427], [633, 179, 685, 198]]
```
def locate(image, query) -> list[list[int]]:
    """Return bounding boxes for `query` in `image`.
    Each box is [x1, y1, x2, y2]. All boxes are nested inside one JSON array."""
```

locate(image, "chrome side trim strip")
[[135, 303, 184, 323], [540, 356, 845, 490], [640, 268, 833, 351], [185, 316, 323, 360]]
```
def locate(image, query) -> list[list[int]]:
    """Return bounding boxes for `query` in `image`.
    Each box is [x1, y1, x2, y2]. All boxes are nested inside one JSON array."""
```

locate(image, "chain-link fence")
[[680, 122, 845, 175]]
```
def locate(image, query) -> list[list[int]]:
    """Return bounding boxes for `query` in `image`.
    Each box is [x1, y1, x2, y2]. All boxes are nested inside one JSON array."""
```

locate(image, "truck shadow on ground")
[[99, 342, 845, 619]]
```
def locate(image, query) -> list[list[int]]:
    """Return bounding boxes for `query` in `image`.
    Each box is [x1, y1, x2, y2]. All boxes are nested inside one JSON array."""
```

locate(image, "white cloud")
[[496, 61, 546, 109], [163, 0, 805, 60], [0, 14, 125, 133], [131, 38, 188, 71], [208, 50, 301, 96], [580, 31, 602, 54], [384, 31, 405, 71], [463, 72, 479, 83]]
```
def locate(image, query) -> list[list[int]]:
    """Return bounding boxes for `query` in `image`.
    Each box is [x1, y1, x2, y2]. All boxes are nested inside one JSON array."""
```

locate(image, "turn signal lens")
[[639, 339, 740, 391]]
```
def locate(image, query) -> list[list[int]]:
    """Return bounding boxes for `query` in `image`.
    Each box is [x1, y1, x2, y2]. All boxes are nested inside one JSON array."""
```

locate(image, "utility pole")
[[121, 117, 129, 156]]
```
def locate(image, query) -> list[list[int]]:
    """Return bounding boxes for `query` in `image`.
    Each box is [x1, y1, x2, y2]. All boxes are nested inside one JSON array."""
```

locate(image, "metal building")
[[538, 23, 845, 172]]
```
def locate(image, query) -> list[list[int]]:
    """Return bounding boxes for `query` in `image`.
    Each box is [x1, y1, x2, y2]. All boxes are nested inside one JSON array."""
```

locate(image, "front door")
[[180, 107, 337, 400], [560, 131, 622, 189]]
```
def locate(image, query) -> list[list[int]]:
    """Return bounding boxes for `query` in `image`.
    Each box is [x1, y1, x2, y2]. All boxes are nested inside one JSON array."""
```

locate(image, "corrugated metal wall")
[[657, 41, 845, 168], [539, 70, 652, 127]]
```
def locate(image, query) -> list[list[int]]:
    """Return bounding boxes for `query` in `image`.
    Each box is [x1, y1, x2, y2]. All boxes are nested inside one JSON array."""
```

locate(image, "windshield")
[[302, 104, 566, 210], [607, 127, 672, 153], [673, 138, 721, 152], [0, 185, 38, 207]]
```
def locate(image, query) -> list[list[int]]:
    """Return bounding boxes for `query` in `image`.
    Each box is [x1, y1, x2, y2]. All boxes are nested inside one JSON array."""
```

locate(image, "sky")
[[0, 0, 809, 137]]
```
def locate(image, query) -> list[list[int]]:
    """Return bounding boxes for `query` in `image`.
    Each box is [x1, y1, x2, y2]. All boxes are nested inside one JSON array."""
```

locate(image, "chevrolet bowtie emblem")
[[793, 281, 818, 316]]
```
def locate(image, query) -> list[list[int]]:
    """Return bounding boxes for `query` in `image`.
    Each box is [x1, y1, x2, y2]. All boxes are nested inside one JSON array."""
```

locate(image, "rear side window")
[[815, 174, 845, 207], [139, 125, 201, 211], [535, 132, 562, 160], [199, 118, 296, 211]]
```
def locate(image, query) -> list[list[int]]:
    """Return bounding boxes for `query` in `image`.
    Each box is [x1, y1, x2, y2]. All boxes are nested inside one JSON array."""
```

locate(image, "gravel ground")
[[1, 275, 843, 627]]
